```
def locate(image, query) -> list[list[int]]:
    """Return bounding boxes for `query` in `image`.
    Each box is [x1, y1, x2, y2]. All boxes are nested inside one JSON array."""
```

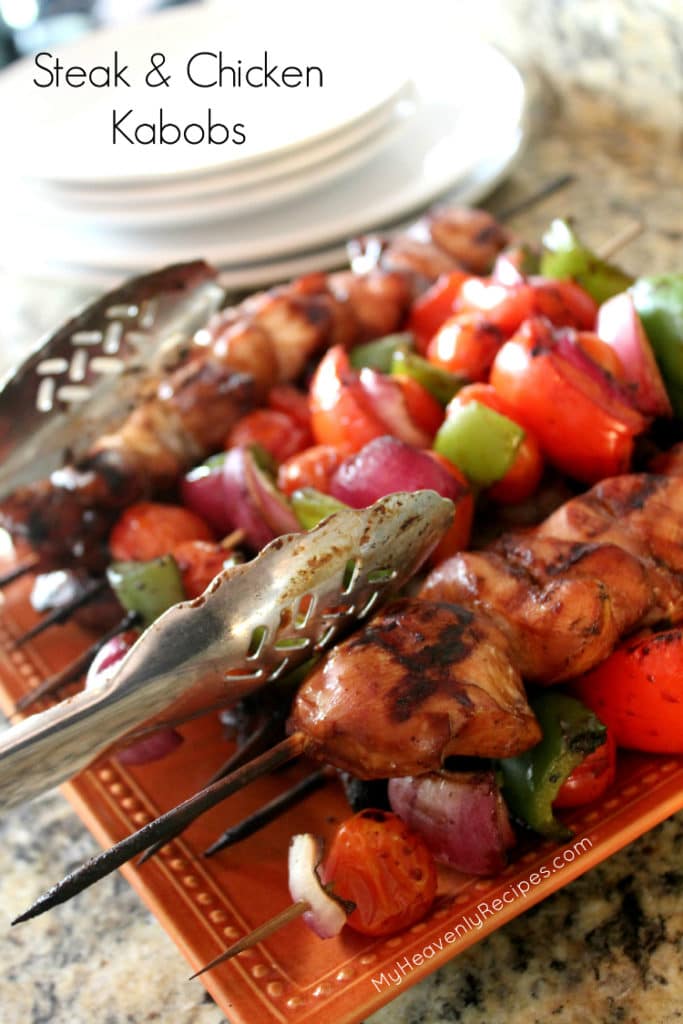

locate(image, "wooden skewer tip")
[[11, 733, 307, 924], [189, 900, 310, 979]]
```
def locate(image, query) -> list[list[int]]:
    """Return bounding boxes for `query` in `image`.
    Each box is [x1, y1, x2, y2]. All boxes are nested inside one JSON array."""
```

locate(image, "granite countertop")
[[1, 17, 683, 1024]]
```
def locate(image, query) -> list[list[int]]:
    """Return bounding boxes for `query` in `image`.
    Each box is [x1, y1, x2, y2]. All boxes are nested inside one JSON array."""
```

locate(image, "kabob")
[[0, 205, 508, 574], [9, 459, 683, 943], [0, 199, 513, 727], [3, 188, 683, 976]]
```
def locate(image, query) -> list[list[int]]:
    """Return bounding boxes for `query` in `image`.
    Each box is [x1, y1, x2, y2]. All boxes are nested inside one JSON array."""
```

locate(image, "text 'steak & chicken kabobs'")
[[1, 193, 683, 988]]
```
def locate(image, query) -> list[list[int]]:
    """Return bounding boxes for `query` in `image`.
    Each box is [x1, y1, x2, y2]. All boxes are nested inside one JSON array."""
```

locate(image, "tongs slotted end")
[[0, 490, 452, 811]]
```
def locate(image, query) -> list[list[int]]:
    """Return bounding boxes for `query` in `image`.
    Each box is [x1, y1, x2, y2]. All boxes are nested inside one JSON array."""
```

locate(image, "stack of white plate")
[[0, 2, 527, 289]]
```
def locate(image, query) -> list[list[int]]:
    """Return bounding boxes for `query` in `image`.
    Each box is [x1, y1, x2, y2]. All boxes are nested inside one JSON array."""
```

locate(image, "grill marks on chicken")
[[287, 599, 541, 777], [0, 207, 508, 567], [288, 472, 683, 777], [422, 473, 683, 684]]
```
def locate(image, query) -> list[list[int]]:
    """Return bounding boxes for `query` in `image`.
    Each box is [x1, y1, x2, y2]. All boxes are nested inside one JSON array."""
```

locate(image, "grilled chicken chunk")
[[290, 471, 683, 778], [288, 599, 541, 777], [421, 473, 683, 684]]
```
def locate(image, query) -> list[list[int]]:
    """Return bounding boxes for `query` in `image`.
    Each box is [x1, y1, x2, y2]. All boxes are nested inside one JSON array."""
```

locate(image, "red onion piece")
[[221, 447, 300, 550], [552, 331, 647, 431], [388, 771, 515, 875], [85, 631, 183, 765], [358, 368, 432, 448], [329, 436, 466, 509], [85, 631, 137, 690], [181, 458, 233, 534], [288, 833, 347, 939], [597, 292, 672, 418], [116, 729, 184, 766], [30, 570, 85, 614]]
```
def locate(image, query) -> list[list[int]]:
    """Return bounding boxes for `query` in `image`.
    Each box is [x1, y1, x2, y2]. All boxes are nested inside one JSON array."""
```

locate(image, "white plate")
[[25, 89, 409, 211], [2, 1, 409, 186], [17, 99, 408, 229], [7, 124, 524, 292], [1, 37, 525, 274], [25, 82, 411, 206]]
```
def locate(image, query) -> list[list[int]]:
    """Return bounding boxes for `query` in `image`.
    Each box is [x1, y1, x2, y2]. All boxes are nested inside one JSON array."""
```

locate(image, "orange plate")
[[2, 565, 683, 1024]]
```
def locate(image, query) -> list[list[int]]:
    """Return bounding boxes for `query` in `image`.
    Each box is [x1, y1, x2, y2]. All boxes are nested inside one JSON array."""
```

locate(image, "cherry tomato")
[[226, 409, 312, 464], [267, 385, 312, 432], [407, 270, 469, 352], [394, 375, 444, 438], [572, 629, 683, 753], [322, 809, 437, 936], [171, 539, 233, 599], [553, 729, 617, 808], [277, 444, 343, 496], [309, 346, 390, 455], [487, 434, 543, 504], [445, 383, 544, 504], [457, 278, 535, 335], [109, 502, 214, 562], [490, 318, 645, 483], [457, 277, 598, 335], [427, 312, 504, 381], [529, 278, 598, 330], [425, 451, 474, 560]]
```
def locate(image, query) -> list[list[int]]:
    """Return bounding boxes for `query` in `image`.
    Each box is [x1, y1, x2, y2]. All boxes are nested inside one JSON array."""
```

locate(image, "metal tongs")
[[0, 262, 224, 499], [0, 491, 453, 811]]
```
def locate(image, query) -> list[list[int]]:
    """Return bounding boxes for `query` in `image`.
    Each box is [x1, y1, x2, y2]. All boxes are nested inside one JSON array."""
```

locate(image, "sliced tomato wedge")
[[267, 384, 312, 431], [226, 408, 312, 464], [407, 270, 469, 352], [572, 629, 683, 753], [490, 319, 646, 482], [309, 346, 389, 454], [394, 374, 444, 438], [425, 451, 474, 559], [457, 276, 598, 335], [277, 444, 343, 496], [426, 312, 504, 381], [553, 729, 617, 808], [529, 277, 598, 330], [171, 539, 233, 599], [457, 278, 536, 334]]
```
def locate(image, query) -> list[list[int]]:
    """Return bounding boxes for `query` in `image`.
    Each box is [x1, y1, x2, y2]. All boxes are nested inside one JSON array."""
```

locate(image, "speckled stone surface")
[[1, 3, 683, 1023]]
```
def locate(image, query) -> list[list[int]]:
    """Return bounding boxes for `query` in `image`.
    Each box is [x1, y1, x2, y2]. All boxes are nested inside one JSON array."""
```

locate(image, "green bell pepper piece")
[[499, 693, 607, 840], [433, 401, 525, 487], [290, 488, 348, 529], [540, 218, 633, 304], [349, 332, 415, 373], [107, 555, 186, 628], [391, 348, 465, 405], [631, 274, 683, 417]]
